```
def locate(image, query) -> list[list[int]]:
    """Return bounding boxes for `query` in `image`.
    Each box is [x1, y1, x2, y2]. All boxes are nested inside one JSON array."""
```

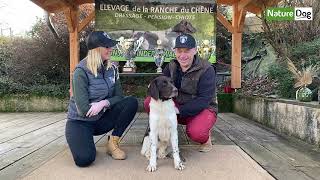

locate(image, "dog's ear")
[[148, 79, 159, 100]]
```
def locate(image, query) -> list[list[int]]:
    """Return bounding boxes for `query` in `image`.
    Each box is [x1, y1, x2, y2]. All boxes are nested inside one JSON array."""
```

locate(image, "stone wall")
[[233, 95, 320, 147]]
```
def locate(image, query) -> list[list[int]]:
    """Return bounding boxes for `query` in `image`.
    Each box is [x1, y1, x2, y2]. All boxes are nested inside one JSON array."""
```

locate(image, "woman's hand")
[[86, 100, 110, 117]]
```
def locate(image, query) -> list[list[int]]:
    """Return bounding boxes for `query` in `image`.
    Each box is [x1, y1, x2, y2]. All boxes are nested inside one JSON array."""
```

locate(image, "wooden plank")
[[212, 126, 235, 145], [0, 136, 66, 180], [96, 113, 143, 146], [120, 129, 147, 145], [264, 166, 313, 180], [219, 113, 280, 142], [220, 113, 320, 166], [0, 113, 31, 122], [119, 113, 146, 145], [215, 120, 254, 142], [78, 11, 95, 32], [236, 142, 312, 180], [0, 113, 64, 132], [0, 114, 65, 143], [217, 12, 235, 34], [217, 113, 320, 180], [120, 113, 143, 139], [260, 141, 320, 167], [0, 112, 52, 123], [296, 167, 320, 180], [0, 113, 47, 129], [0, 120, 66, 170]]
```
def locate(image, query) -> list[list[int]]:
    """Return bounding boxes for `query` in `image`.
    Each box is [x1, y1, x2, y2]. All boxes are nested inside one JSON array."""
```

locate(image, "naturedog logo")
[[265, 7, 313, 21], [295, 7, 313, 20]]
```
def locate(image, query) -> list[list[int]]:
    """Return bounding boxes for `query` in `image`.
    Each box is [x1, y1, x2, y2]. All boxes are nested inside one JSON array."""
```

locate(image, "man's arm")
[[178, 66, 216, 118]]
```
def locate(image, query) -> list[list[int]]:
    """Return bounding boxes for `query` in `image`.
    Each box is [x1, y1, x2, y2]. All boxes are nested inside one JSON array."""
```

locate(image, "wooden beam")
[[60, 0, 74, 8], [246, 4, 262, 14], [66, 7, 79, 95], [64, 8, 73, 32], [74, 0, 94, 4], [238, 9, 247, 32], [64, 7, 78, 33], [69, 30, 79, 95], [232, 3, 240, 31], [238, 0, 253, 11], [231, 32, 242, 89], [217, 12, 235, 34], [42, 0, 60, 8], [231, 3, 242, 88], [217, 0, 238, 5], [78, 11, 95, 32]]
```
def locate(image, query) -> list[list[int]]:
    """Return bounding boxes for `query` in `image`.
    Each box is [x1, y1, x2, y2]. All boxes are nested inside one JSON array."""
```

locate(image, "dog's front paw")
[[174, 161, 185, 170], [146, 164, 157, 172]]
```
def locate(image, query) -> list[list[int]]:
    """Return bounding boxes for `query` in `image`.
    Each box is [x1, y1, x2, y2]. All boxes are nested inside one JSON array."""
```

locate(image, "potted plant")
[[287, 59, 320, 102]]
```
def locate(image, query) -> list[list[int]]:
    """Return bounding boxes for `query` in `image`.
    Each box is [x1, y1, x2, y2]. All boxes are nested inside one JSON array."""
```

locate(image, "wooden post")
[[69, 31, 79, 94], [231, 3, 242, 89], [65, 7, 79, 95]]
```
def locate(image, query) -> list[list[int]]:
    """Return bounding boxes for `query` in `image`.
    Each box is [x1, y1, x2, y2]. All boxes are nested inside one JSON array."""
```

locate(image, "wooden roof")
[[217, 0, 280, 14], [31, 0, 280, 14], [31, 0, 94, 13]]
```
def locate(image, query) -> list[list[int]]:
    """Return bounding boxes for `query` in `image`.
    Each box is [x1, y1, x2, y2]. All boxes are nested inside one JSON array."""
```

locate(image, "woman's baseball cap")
[[86, 31, 118, 50]]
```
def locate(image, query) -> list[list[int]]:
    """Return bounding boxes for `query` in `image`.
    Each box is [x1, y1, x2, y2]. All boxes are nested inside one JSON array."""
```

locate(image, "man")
[[144, 33, 217, 152]]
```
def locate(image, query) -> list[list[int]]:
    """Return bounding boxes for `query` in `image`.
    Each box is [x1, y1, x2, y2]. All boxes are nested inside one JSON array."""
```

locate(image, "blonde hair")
[[86, 47, 112, 77]]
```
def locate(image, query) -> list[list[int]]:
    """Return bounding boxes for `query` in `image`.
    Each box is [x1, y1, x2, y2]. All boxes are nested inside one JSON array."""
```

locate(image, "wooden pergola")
[[31, 0, 279, 89]]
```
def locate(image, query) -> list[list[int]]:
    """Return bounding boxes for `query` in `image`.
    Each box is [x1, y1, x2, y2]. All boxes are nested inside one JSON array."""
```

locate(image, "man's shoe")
[[199, 135, 213, 152], [106, 135, 127, 160]]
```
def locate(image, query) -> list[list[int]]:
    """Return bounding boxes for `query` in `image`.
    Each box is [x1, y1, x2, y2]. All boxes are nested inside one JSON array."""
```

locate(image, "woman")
[[66, 31, 138, 167]]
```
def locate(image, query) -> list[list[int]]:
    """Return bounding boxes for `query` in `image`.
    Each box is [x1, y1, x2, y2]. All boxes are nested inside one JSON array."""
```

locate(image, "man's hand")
[[86, 100, 110, 117], [175, 107, 180, 114]]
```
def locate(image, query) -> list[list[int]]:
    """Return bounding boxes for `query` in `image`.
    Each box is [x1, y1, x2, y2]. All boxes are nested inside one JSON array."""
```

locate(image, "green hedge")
[[217, 93, 233, 113], [0, 94, 68, 112]]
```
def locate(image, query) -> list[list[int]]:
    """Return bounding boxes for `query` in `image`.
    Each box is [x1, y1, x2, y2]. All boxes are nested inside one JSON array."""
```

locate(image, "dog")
[[141, 76, 185, 172]]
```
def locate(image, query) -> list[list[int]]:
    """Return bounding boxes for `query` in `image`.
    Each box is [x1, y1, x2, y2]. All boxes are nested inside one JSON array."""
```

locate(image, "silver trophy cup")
[[154, 40, 165, 73], [116, 36, 144, 73], [197, 39, 216, 61]]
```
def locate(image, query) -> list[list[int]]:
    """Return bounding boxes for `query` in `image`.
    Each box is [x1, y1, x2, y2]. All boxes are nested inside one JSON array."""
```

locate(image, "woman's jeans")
[[65, 96, 138, 167]]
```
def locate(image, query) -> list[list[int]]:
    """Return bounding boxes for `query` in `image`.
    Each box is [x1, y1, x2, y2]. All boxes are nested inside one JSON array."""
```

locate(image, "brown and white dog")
[[141, 76, 185, 172]]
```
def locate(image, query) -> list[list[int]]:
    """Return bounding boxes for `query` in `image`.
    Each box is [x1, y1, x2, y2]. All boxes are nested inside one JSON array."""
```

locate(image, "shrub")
[[217, 93, 233, 112], [0, 37, 12, 76], [268, 63, 295, 99], [290, 38, 320, 71]]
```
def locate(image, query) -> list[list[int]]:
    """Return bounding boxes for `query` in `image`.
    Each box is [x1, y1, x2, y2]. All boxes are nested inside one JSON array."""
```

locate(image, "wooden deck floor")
[[0, 112, 319, 180]]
